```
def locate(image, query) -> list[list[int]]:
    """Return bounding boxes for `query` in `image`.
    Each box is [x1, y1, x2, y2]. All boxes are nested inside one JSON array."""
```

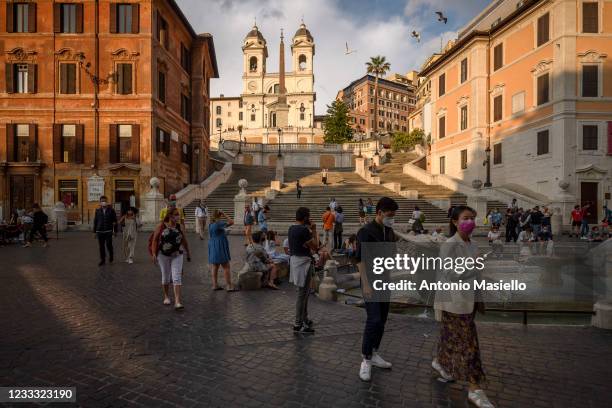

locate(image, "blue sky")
[[176, 0, 492, 113]]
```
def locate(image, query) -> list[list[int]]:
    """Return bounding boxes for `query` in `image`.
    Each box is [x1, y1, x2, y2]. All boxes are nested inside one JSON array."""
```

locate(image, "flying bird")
[[345, 42, 357, 55], [435, 11, 448, 24], [411, 31, 421, 43]]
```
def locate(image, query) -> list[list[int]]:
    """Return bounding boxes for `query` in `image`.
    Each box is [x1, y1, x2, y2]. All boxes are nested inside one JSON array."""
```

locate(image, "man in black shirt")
[[93, 195, 117, 266], [355, 197, 398, 382], [288, 207, 319, 334]]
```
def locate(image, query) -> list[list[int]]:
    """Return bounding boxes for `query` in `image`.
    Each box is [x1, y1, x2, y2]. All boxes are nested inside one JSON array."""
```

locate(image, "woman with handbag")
[[151, 207, 191, 310], [433, 205, 495, 408]]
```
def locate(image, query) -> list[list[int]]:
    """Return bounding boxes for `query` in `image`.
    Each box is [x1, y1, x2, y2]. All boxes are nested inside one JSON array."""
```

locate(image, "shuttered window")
[[493, 143, 502, 165], [55, 3, 83, 33], [439, 156, 446, 174], [460, 149, 468, 169], [537, 13, 550, 46], [582, 2, 598, 33], [116, 63, 133, 95], [181, 143, 190, 164], [460, 58, 468, 83], [6, 63, 36, 94], [8, 2, 37, 33], [537, 130, 549, 155], [537, 74, 550, 105], [53, 124, 84, 163], [582, 65, 598, 97], [493, 95, 503, 122], [181, 44, 191, 73], [158, 70, 166, 103], [157, 14, 169, 48], [181, 94, 191, 121], [460, 105, 468, 131], [157, 128, 170, 156], [60, 63, 77, 94], [493, 44, 503, 71], [583, 125, 598, 150], [438, 73, 445, 96], [439, 116, 446, 139]]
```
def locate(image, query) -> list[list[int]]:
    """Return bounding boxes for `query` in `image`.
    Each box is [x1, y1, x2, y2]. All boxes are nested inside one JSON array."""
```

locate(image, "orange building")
[[337, 74, 416, 139], [418, 0, 612, 222], [0, 0, 218, 224]]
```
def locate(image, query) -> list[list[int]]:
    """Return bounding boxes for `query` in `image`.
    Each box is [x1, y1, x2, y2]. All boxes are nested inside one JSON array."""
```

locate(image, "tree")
[[366, 56, 391, 137], [323, 100, 353, 144], [391, 128, 425, 152]]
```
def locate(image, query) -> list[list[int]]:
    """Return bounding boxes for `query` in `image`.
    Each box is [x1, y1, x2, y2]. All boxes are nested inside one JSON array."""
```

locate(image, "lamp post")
[[238, 126, 243, 155], [484, 145, 492, 187], [217, 127, 223, 146], [277, 128, 282, 157], [374, 132, 380, 156]]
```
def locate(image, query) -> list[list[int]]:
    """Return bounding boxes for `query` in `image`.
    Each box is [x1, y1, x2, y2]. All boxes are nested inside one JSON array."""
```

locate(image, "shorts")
[[158, 253, 184, 285], [572, 220, 581, 227]]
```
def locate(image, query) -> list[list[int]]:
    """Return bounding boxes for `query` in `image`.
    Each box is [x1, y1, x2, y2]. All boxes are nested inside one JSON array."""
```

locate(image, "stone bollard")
[[592, 244, 612, 329], [276, 262, 289, 279], [53, 202, 67, 232], [324, 260, 338, 280], [318, 276, 338, 301]]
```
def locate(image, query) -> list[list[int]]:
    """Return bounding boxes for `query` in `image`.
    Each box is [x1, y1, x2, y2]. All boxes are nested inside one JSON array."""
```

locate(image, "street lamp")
[[277, 128, 282, 157], [374, 132, 380, 156], [238, 126, 243, 155], [483, 145, 492, 187]]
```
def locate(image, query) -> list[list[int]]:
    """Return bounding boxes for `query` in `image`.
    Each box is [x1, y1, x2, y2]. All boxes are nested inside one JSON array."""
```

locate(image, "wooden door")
[[580, 182, 598, 224], [10, 175, 35, 213]]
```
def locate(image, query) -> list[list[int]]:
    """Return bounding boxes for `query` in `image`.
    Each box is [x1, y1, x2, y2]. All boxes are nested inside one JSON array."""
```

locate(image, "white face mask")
[[100, 201, 107, 207], [382, 216, 395, 228]]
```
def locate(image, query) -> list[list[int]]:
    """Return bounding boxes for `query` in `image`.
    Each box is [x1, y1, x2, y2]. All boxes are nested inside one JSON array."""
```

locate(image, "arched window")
[[215, 118, 222, 128], [249, 56, 258, 72], [268, 84, 280, 94], [298, 55, 307, 70], [216, 106, 221, 115]]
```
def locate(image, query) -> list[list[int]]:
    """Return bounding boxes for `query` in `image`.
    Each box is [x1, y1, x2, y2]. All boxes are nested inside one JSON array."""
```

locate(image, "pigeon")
[[411, 30, 421, 43], [345, 42, 357, 55], [435, 11, 448, 24]]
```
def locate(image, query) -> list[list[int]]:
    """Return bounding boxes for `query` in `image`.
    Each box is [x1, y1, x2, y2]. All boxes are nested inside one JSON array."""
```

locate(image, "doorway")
[[580, 182, 598, 224], [10, 175, 35, 213], [114, 179, 136, 216]]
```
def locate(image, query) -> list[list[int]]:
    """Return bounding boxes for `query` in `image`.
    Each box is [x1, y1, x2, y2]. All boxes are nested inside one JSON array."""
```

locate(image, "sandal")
[[163, 298, 172, 305], [212, 287, 224, 291], [174, 303, 184, 310], [226, 288, 239, 292]]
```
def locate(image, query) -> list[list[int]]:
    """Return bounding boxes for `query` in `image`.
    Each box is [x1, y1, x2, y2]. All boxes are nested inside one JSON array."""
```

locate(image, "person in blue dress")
[[208, 209, 237, 292]]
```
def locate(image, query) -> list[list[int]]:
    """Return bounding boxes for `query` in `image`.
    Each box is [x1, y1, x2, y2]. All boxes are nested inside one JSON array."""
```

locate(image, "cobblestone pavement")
[[1, 232, 611, 408]]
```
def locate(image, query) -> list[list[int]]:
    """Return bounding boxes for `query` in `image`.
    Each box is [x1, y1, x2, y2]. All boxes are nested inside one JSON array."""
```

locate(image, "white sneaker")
[[371, 352, 392, 369], [432, 359, 454, 382], [128, 258, 133, 264], [359, 359, 372, 381], [468, 389, 495, 408]]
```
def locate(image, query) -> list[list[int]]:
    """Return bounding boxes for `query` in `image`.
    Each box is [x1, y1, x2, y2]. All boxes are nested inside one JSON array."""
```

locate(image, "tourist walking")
[[93, 195, 117, 266], [329, 198, 338, 211], [487, 225, 503, 258], [251, 197, 260, 225], [296, 180, 303, 199], [195, 200, 209, 240], [208, 210, 237, 292], [288, 207, 318, 334], [159, 194, 185, 229], [433, 205, 495, 408], [321, 168, 328, 185], [24, 204, 49, 248], [258, 205, 270, 233], [151, 207, 191, 310], [333, 206, 345, 251], [580, 202, 592, 239], [357, 197, 398, 382], [530, 206, 543, 236], [570, 205, 582, 238], [505, 209, 518, 242], [244, 205, 255, 246], [322, 206, 335, 246], [358, 198, 367, 225], [119, 208, 138, 264]]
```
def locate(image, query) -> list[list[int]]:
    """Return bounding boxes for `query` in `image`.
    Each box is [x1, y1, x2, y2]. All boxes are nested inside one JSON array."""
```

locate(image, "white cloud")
[[177, 0, 484, 113]]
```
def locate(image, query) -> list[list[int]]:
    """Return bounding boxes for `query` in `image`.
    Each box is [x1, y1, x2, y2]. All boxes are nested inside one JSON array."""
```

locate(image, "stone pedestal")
[[592, 245, 612, 329], [593, 302, 612, 329], [53, 202, 67, 232], [550, 207, 564, 237], [234, 179, 249, 227], [467, 195, 488, 226], [355, 157, 366, 176], [372, 155, 381, 166], [551, 192, 576, 228], [239, 271, 263, 290], [318, 276, 338, 301], [142, 177, 165, 225], [275, 154, 285, 185]]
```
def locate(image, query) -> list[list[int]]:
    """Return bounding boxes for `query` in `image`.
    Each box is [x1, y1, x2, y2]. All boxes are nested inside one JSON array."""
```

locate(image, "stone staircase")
[[379, 152, 507, 214], [266, 170, 451, 226], [183, 165, 324, 224]]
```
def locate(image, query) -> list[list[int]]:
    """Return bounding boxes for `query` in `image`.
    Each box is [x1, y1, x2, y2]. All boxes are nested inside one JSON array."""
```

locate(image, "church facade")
[[210, 23, 324, 145]]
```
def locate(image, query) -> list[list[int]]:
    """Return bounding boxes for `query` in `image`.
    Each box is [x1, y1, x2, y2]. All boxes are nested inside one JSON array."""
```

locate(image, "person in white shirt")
[[195, 201, 209, 240], [329, 198, 338, 211], [487, 226, 503, 258]]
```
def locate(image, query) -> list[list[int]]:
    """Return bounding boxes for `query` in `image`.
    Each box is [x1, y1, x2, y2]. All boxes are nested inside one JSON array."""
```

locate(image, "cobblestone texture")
[[1, 233, 611, 407]]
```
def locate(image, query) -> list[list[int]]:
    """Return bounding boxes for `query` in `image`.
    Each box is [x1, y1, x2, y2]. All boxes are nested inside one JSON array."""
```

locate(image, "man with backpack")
[[24, 203, 49, 248]]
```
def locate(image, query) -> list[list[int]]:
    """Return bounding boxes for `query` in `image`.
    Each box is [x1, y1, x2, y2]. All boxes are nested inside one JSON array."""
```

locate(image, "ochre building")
[[0, 0, 218, 224]]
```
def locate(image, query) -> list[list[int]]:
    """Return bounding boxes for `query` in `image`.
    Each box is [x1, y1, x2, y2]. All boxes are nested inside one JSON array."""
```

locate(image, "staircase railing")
[[175, 162, 232, 210]]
